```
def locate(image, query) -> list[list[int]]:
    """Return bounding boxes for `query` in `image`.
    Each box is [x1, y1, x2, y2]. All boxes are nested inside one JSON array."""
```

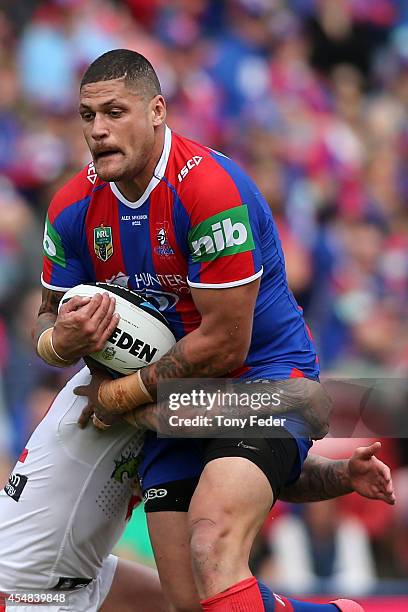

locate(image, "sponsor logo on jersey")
[[108, 327, 158, 363], [105, 272, 189, 310], [188, 205, 255, 262], [94, 225, 113, 262], [177, 156, 203, 182], [137, 288, 179, 311], [43, 216, 66, 268], [112, 450, 140, 483], [4, 473, 28, 502], [143, 487, 168, 501], [106, 271, 130, 287], [133, 272, 189, 295], [155, 223, 174, 256], [87, 161, 97, 184]]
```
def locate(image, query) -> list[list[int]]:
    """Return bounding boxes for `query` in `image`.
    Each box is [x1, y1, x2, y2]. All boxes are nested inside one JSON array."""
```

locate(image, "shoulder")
[[167, 132, 253, 221], [47, 162, 106, 223]]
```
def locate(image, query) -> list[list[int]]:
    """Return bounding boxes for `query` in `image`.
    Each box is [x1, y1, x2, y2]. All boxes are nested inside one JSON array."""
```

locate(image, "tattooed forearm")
[[124, 402, 164, 431], [38, 288, 64, 317], [141, 361, 330, 439], [279, 455, 353, 503], [140, 335, 232, 399], [32, 288, 64, 346]]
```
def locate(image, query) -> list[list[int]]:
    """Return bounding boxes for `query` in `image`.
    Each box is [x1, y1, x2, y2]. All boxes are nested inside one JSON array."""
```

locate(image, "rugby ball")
[[59, 283, 176, 374]]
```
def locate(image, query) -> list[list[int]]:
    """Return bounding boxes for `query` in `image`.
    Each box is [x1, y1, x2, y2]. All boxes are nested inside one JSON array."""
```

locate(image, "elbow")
[[217, 344, 248, 374]]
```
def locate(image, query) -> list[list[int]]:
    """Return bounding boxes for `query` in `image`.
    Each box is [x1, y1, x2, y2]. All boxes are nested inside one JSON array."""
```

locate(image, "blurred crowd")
[[0, 0, 407, 595]]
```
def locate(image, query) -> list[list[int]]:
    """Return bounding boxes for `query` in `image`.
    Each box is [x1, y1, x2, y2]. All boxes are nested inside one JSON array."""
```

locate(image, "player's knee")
[[189, 516, 232, 567]]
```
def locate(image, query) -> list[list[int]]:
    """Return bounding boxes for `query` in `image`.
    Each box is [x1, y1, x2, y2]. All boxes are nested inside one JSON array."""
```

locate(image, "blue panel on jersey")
[[209, 151, 318, 378], [208, 150, 266, 274], [52, 196, 95, 287], [117, 198, 185, 340]]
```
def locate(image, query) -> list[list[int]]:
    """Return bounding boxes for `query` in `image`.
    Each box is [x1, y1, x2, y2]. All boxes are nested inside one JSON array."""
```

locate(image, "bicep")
[[191, 278, 260, 345]]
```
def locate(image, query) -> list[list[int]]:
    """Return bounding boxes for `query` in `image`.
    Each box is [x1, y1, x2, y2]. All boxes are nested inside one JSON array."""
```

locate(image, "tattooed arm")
[[140, 280, 260, 394], [76, 280, 260, 423], [280, 442, 395, 505], [33, 288, 65, 346]]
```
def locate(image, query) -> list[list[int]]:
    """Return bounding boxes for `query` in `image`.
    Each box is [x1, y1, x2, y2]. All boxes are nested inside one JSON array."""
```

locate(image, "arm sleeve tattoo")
[[279, 455, 353, 503], [33, 289, 64, 345]]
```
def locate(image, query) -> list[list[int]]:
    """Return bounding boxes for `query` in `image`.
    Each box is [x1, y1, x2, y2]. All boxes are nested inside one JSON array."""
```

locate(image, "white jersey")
[[0, 367, 144, 591]]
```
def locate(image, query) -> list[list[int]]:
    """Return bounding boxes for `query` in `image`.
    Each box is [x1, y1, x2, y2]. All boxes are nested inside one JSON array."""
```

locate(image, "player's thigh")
[[189, 436, 300, 544], [100, 558, 165, 612], [147, 511, 201, 612], [189, 456, 272, 548]]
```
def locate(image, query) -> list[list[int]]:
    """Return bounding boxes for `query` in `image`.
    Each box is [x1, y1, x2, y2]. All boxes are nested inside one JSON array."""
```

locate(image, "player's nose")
[[91, 113, 109, 140]]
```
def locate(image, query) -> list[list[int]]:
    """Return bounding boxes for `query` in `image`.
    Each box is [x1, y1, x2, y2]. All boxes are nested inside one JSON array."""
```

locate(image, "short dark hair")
[[80, 49, 161, 99]]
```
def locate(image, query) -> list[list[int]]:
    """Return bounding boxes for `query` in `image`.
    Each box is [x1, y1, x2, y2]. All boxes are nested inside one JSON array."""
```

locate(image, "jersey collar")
[[109, 125, 172, 209]]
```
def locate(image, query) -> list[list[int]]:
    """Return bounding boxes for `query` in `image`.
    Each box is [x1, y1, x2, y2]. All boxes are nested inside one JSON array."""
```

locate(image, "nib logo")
[[188, 205, 254, 262]]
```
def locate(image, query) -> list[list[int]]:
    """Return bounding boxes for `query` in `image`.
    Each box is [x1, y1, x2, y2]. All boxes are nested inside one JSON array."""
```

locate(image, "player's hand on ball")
[[75, 368, 120, 430], [348, 441, 396, 505], [52, 292, 120, 361]]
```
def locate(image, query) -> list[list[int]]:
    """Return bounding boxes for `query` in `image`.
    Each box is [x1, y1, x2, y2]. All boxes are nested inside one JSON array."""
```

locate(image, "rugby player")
[[33, 49, 382, 610], [0, 366, 394, 612]]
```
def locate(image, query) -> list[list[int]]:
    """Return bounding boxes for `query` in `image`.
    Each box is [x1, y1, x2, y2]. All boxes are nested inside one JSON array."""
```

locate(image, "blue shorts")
[[139, 425, 312, 492]]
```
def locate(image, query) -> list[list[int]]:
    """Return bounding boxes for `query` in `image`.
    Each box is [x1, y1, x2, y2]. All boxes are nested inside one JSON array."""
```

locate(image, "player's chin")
[[94, 159, 125, 182]]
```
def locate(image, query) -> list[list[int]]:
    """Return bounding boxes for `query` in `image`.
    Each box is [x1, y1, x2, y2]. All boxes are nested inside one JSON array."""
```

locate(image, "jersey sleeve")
[[41, 195, 89, 292], [183, 153, 264, 288]]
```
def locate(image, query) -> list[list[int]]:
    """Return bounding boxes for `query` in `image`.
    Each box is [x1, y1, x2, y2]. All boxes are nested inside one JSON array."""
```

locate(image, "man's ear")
[[151, 95, 166, 126]]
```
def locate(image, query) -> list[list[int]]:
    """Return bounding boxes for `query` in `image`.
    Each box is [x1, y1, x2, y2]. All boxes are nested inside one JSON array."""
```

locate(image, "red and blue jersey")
[[42, 126, 319, 380]]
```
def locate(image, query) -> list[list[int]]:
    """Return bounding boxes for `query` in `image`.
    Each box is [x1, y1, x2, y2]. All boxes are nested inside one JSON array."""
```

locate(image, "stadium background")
[[0, 0, 407, 609]]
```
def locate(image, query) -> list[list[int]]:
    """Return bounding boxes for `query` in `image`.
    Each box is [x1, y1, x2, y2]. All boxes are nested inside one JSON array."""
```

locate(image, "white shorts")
[[3, 555, 118, 612]]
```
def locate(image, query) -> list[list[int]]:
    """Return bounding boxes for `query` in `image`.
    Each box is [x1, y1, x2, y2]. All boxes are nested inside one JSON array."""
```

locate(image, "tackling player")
[[0, 366, 395, 611], [33, 49, 381, 611], [0, 367, 164, 612]]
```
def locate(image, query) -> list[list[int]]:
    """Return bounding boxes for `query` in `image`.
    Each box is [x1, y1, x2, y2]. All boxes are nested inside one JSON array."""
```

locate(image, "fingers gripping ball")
[[59, 283, 176, 375]]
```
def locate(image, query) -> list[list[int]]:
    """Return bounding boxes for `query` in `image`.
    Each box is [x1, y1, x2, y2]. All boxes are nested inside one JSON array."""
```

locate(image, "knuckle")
[[84, 322, 96, 335]]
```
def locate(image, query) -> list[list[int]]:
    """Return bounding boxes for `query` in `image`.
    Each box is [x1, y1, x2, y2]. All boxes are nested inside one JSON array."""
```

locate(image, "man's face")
[[79, 78, 158, 183]]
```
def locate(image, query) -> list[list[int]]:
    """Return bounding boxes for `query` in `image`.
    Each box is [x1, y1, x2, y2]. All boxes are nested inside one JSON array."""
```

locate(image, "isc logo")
[[143, 488, 168, 501], [177, 156, 202, 182]]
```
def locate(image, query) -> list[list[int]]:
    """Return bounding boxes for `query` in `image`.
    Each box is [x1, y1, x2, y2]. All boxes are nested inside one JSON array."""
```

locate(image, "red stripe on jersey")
[[84, 188, 127, 282], [175, 137, 243, 222], [18, 448, 28, 463], [126, 494, 142, 520], [168, 134, 257, 285], [198, 251, 256, 286], [228, 365, 251, 378], [48, 165, 103, 224], [290, 368, 305, 378], [149, 182, 202, 335], [274, 594, 294, 610]]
